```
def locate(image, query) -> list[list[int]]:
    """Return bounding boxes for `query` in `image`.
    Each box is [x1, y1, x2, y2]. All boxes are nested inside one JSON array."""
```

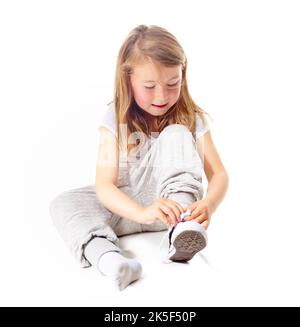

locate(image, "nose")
[[154, 85, 169, 103]]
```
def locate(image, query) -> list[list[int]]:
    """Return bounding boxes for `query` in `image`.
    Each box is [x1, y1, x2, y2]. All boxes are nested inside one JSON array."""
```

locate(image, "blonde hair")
[[109, 24, 211, 156]]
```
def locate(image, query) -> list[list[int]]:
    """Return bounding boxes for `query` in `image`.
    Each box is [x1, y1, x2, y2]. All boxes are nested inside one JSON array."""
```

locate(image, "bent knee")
[[158, 124, 194, 146], [49, 188, 78, 221], [159, 124, 192, 139], [49, 185, 95, 215], [49, 190, 68, 219]]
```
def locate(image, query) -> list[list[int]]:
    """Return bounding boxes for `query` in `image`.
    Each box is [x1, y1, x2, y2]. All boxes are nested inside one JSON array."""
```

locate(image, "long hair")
[[109, 24, 211, 156]]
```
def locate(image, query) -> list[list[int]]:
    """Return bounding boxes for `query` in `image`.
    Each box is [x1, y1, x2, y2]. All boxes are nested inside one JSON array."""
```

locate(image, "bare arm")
[[95, 127, 143, 223], [196, 131, 229, 214], [96, 182, 144, 223], [204, 172, 229, 214]]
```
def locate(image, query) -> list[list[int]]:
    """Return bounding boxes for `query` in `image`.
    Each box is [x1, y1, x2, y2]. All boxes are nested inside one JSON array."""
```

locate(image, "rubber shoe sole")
[[168, 221, 207, 262]]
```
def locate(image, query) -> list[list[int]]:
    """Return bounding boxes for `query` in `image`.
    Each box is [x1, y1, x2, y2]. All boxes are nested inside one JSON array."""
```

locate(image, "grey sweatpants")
[[49, 124, 205, 268]]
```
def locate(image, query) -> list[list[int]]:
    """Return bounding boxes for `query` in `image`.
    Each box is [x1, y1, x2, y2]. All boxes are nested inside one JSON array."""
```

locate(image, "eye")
[[144, 82, 180, 90], [168, 82, 179, 87]]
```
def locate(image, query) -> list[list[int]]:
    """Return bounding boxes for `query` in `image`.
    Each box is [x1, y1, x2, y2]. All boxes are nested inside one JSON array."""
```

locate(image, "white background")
[[1, 0, 300, 306]]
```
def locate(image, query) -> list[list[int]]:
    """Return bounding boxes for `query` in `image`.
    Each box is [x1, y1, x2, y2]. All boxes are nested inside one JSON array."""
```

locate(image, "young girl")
[[49, 24, 229, 291]]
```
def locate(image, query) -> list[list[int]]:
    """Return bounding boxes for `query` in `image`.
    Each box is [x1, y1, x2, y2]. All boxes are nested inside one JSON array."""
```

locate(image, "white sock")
[[98, 251, 142, 291]]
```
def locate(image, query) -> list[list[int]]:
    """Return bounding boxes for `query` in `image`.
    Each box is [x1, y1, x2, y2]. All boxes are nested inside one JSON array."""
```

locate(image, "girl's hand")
[[138, 198, 185, 227], [184, 199, 212, 230]]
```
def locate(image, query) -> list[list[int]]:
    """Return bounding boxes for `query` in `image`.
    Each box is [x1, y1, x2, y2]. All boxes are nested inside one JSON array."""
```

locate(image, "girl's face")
[[130, 61, 182, 116]]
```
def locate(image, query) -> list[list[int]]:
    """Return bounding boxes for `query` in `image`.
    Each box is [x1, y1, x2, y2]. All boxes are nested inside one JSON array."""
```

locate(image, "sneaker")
[[167, 220, 208, 262]]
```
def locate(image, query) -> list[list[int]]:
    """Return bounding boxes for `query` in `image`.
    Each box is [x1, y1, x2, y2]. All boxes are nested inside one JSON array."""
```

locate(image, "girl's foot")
[[98, 251, 142, 291], [167, 221, 207, 262]]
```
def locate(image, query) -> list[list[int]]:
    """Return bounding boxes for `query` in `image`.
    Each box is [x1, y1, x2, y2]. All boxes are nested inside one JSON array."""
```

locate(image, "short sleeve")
[[97, 102, 116, 136], [195, 112, 212, 139]]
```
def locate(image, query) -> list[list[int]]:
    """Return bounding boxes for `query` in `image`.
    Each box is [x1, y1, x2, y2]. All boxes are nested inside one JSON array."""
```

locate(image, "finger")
[[163, 201, 181, 219], [186, 203, 196, 213], [160, 204, 177, 225], [170, 203, 183, 219], [157, 208, 170, 226], [174, 202, 185, 215], [166, 199, 184, 215], [166, 203, 182, 222], [201, 220, 209, 230], [190, 207, 204, 220], [184, 209, 200, 221], [194, 214, 207, 224], [184, 208, 195, 220], [159, 205, 176, 226]]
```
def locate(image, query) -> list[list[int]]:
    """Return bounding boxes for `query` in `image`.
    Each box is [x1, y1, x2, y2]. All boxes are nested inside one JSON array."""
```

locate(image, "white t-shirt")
[[97, 102, 211, 140]]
